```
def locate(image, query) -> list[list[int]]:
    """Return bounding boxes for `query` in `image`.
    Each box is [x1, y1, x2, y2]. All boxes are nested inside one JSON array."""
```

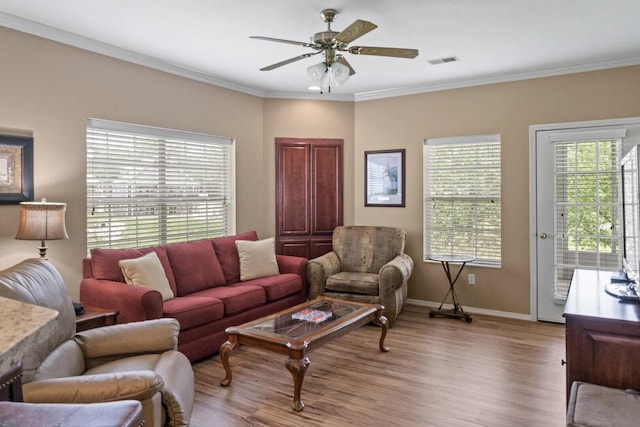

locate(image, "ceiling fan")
[[250, 8, 419, 84]]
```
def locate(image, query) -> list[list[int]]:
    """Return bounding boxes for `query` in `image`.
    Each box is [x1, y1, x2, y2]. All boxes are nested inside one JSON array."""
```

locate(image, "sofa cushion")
[[239, 273, 302, 301], [165, 239, 226, 296], [118, 252, 175, 301], [236, 237, 280, 281], [90, 246, 177, 294], [197, 285, 266, 316], [211, 231, 259, 284], [162, 296, 224, 330], [326, 272, 380, 296]]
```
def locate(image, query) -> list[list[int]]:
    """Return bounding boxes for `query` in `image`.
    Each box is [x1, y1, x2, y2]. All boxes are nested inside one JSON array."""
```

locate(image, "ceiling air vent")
[[427, 56, 459, 65]]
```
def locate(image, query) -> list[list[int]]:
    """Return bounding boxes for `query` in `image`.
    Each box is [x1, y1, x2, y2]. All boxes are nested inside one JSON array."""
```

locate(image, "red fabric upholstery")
[[235, 273, 302, 301], [81, 231, 308, 362], [197, 285, 266, 316], [89, 246, 178, 294], [211, 231, 258, 284], [165, 239, 225, 296], [162, 295, 224, 330], [80, 278, 164, 324]]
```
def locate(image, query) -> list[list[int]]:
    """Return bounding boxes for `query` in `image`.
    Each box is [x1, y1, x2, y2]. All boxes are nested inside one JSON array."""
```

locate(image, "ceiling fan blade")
[[334, 20, 377, 44], [250, 36, 315, 48], [259, 51, 321, 71], [349, 46, 419, 59], [336, 56, 356, 76]]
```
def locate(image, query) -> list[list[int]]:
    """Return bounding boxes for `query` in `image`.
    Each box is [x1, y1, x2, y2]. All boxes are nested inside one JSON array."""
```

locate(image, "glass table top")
[[245, 298, 366, 339]]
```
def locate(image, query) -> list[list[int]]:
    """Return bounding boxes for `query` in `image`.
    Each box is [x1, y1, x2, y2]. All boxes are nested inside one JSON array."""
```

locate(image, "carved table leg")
[[374, 311, 390, 352], [285, 356, 310, 411], [219, 336, 239, 387]]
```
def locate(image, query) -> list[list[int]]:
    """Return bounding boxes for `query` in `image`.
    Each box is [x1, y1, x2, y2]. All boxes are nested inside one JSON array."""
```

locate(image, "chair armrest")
[[75, 318, 180, 361], [306, 251, 341, 299], [276, 255, 309, 299], [80, 278, 163, 323], [379, 253, 414, 291], [23, 371, 163, 403]]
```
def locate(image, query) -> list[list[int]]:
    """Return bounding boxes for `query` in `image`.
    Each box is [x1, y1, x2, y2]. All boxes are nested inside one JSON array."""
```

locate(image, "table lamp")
[[15, 197, 69, 258]]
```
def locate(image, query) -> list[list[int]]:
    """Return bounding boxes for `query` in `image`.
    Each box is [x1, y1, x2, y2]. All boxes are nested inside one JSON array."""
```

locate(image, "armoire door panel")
[[279, 241, 309, 258], [310, 240, 334, 259], [277, 143, 310, 235], [311, 144, 343, 234]]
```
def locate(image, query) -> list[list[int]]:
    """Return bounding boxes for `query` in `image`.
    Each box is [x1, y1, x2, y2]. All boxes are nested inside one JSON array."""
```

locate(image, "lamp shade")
[[15, 198, 69, 241]]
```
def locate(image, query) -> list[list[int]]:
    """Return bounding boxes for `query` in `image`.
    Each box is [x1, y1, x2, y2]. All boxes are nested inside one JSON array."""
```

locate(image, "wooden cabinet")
[[275, 138, 342, 259], [563, 269, 640, 402]]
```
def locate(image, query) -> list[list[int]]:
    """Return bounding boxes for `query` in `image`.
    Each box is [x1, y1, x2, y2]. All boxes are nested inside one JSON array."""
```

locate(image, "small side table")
[[428, 254, 474, 323], [75, 306, 118, 332]]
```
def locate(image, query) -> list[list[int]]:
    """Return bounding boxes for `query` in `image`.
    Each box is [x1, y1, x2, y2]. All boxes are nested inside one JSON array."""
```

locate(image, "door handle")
[[538, 232, 548, 239]]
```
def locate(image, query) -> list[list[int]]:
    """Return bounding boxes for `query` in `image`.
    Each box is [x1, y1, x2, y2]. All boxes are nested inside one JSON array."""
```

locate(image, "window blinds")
[[424, 135, 502, 266], [86, 118, 235, 251]]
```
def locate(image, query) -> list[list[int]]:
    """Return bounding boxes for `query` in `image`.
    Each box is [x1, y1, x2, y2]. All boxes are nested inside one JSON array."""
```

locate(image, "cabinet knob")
[[561, 359, 566, 366]]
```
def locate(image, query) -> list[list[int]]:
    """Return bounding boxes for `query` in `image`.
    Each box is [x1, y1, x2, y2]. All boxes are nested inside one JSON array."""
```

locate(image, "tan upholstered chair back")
[[332, 226, 406, 274], [0, 259, 76, 382]]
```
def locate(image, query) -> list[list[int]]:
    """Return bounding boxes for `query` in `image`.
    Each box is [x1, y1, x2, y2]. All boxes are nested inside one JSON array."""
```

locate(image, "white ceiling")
[[1, 0, 640, 101]]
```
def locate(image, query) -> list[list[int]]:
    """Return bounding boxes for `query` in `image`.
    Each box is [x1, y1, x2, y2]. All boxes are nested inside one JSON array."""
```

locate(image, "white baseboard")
[[406, 298, 533, 321]]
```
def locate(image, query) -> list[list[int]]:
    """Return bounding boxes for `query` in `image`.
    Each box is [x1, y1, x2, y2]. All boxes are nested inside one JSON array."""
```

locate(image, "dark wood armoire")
[[275, 137, 343, 259]]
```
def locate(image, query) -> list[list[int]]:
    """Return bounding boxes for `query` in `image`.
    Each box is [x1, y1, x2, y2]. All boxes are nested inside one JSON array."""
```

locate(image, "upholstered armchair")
[[307, 226, 414, 326], [0, 259, 194, 427]]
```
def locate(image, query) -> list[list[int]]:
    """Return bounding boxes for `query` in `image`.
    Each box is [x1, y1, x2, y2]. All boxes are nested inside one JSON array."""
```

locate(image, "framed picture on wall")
[[365, 149, 405, 207], [0, 134, 34, 204]]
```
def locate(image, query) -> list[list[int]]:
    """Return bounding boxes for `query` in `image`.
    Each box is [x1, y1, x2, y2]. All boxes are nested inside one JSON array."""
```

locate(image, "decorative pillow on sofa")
[[212, 230, 259, 284], [118, 251, 175, 301], [235, 237, 280, 281]]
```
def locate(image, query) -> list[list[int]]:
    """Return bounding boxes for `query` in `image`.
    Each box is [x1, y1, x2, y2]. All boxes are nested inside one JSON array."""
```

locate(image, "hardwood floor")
[[190, 304, 566, 426]]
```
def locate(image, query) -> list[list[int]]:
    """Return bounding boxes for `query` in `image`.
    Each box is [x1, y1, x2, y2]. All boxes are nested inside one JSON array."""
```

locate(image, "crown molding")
[[0, 12, 267, 98], [3, 12, 640, 103], [354, 54, 640, 101]]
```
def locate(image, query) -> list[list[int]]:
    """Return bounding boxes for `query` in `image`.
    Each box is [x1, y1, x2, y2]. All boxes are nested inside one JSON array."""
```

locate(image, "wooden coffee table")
[[219, 296, 389, 411]]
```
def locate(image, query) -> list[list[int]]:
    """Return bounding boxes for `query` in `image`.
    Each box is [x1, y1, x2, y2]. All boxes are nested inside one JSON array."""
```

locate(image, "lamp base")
[[37, 243, 48, 259]]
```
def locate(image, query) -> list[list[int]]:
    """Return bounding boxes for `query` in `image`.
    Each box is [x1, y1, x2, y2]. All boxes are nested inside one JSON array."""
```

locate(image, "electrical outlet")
[[468, 274, 476, 285]]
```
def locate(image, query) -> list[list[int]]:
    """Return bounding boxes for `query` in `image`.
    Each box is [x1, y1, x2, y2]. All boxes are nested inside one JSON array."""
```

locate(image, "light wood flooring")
[[190, 304, 566, 426]]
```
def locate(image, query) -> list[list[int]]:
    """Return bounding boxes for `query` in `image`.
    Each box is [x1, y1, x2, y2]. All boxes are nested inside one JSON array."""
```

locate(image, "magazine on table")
[[292, 308, 332, 323]]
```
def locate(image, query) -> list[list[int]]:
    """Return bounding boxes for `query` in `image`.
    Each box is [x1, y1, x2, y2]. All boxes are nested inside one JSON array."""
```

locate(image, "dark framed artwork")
[[0, 134, 34, 204], [365, 149, 405, 207]]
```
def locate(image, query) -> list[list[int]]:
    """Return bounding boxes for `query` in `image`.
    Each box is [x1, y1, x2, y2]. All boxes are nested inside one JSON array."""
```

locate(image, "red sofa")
[[80, 231, 308, 362]]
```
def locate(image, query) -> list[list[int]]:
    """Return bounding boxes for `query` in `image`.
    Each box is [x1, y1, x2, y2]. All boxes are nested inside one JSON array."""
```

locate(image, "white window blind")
[[424, 134, 501, 266], [86, 118, 235, 251]]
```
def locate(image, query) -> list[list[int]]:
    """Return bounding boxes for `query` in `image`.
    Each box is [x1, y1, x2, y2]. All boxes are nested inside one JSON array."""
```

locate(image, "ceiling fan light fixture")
[[307, 62, 327, 81], [331, 61, 350, 85]]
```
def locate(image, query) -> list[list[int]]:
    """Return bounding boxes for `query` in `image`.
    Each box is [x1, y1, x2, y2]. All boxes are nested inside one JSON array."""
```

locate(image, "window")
[[86, 119, 235, 251], [550, 130, 624, 300], [423, 134, 501, 266]]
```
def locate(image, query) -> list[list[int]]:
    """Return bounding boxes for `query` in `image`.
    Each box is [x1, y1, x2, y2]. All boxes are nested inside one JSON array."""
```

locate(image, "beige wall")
[[2, 26, 639, 316], [0, 27, 265, 298], [355, 66, 640, 315], [262, 99, 355, 236]]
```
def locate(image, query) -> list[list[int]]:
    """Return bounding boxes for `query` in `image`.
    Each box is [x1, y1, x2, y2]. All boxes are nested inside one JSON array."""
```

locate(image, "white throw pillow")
[[235, 237, 280, 281], [118, 251, 174, 301]]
